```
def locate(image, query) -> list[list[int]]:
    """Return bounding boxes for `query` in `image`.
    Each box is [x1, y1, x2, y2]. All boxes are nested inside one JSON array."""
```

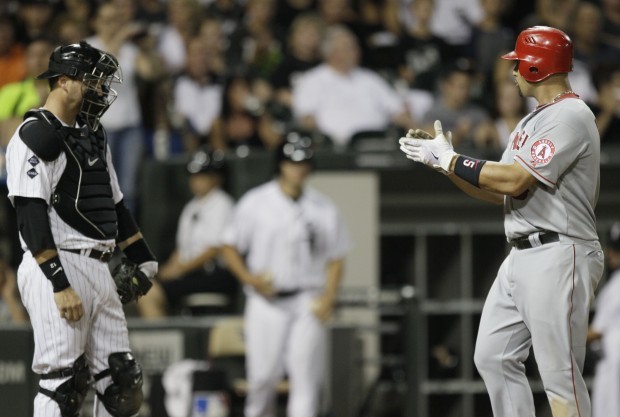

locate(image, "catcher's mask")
[[37, 41, 122, 131], [501, 26, 573, 83]]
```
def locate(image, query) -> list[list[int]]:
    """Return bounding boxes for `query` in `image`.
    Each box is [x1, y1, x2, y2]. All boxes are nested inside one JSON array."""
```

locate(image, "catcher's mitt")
[[112, 258, 153, 304]]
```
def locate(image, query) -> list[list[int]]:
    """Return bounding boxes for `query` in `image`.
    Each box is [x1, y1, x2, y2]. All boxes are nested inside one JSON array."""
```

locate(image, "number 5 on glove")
[[112, 258, 153, 304]]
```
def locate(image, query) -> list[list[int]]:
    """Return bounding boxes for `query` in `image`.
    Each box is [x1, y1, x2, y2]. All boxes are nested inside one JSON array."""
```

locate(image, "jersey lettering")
[[511, 131, 529, 151]]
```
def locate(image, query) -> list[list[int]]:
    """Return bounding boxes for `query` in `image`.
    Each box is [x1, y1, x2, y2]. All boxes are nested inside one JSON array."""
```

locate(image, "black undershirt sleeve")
[[115, 199, 139, 243], [14, 197, 70, 291], [13, 196, 56, 255]]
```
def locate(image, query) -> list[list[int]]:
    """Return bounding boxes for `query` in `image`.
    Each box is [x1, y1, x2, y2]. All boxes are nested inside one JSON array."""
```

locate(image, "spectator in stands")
[[0, 17, 26, 89], [210, 74, 282, 151], [317, 0, 357, 28], [198, 18, 227, 77], [205, 0, 244, 38], [600, 0, 620, 51], [420, 60, 490, 148], [87, 1, 164, 214], [14, 0, 56, 45], [519, 0, 578, 33], [273, 0, 316, 28], [565, 2, 612, 104], [572, 2, 619, 70], [353, 0, 401, 74], [590, 63, 620, 146], [60, 0, 93, 25], [270, 13, 323, 111], [292, 25, 413, 147], [428, 0, 484, 56], [227, 0, 284, 78], [138, 148, 236, 318], [135, 0, 168, 26], [171, 36, 224, 153], [158, 0, 203, 75], [52, 15, 90, 44], [469, 0, 514, 89], [471, 78, 527, 151], [0, 37, 55, 146], [398, 0, 452, 93]]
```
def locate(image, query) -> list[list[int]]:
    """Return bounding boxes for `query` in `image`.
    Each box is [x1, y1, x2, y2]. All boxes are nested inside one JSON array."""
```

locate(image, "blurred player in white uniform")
[[138, 147, 236, 318], [588, 222, 620, 417], [399, 26, 604, 417], [6, 41, 158, 417], [222, 131, 350, 417]]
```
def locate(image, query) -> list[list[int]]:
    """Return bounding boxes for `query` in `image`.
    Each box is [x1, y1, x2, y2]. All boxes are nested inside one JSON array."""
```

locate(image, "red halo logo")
[[530, 139, 555, 166]]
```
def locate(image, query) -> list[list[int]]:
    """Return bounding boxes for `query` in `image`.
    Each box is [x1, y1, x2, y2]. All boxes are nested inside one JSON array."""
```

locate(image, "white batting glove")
[[399, 120, 456, 173]]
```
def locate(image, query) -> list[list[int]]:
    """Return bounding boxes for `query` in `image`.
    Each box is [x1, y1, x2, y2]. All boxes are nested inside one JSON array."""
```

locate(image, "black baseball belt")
[[274, 289, 301, 298], [61, 248, 114, 263], [510, 232, 559, 250]]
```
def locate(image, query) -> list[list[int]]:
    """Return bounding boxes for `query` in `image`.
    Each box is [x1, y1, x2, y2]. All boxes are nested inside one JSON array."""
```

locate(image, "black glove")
[[112, 258, 153, 304]]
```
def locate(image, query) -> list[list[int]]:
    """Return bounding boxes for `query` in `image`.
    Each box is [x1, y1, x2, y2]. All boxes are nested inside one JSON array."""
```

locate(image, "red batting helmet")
[[502, 26, 573, 83]]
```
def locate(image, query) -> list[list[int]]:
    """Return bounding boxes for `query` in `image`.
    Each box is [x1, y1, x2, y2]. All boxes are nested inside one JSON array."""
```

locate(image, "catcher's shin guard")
[[95, 352, 144, 417], [39, 354, 91, 417]]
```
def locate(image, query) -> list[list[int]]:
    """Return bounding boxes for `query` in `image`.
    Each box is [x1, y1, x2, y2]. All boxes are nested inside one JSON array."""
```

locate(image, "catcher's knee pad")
[[95, 352, 144, 417], [38, 354, 90, 417]]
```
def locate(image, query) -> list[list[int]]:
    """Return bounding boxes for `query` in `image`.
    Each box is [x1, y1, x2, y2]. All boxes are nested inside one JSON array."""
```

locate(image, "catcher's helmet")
[[501, 26, 573, 83], [187, 148, 226, 175], [37, 41, 122, 131]]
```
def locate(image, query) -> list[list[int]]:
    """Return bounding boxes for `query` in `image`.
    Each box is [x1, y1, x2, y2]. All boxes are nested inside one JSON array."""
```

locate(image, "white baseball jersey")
[[500, 95, 600, 241], [175, 188, 233, 263], [590, 268, 620, 417], [222, 180, 350, 292], [6, 114, 130, 417], [223, 179, 350, 417]]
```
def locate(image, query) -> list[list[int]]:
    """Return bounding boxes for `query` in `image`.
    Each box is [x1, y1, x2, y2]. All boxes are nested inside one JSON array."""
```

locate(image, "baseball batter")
[[222, 132, 350, 417], [400, 26, 604, 417], [6, 41, 158, 417], [588, 223, 620, 417]]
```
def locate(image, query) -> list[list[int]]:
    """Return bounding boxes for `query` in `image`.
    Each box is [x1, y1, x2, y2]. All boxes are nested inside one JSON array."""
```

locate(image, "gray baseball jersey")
[[475, 94, 605, 417], [500, 94, 600, 242]]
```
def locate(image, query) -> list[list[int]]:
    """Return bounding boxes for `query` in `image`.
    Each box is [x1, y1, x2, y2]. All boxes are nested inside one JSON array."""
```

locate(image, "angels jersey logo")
[[530, 139, 555, 166]]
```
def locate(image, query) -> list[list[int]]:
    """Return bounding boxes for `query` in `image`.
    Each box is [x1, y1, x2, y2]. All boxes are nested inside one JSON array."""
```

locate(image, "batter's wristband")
[[39, 255, 71, 292], [123, 239, 156, 265], [453, 155, 487, 187]]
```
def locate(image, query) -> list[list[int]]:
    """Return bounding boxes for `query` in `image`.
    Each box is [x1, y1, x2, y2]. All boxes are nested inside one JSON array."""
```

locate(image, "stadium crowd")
[[1, 0, 620, 322]]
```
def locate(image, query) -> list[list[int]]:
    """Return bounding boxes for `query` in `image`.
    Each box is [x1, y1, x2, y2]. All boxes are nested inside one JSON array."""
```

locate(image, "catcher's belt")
[[61, 248, 114, 263]]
